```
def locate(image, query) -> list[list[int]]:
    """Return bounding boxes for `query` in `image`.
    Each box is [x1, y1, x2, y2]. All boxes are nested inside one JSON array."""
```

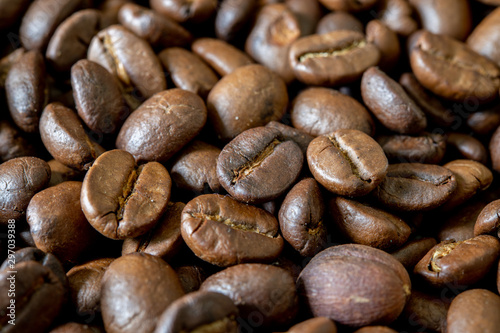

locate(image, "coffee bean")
[[316, 11, 363, 34], [0, 120, 36, 162], [81, 149, 172, 239], [286, 0, 322, 36], [401, 290, 449, 333], [390, 237, 437, 270], [215, 0, 258, 41], [474, 199, 500, 237], [0, 0, 30, 30], [0, 48, 26, 89], [265, 121, 314, 155], [150, 0, 217, 23], [47, 159, 82, 187], [217, 126, 303, 203], [366, 20, 400, 70], [467, 7, 500, 68], [467, 106, 500, 135], [490, 126, 500, 173], [181, 194, 284, 266], [99, 0, 131, 27], [319, 0, 378, 12], [307, 129, 388, 197], [50, 323, 103, 333], [377, 133, 446, 164], [175, 265, 207, 294], [376, 0, 418, 37], [353, 327, 397, 333], [287, 317, 337, 333], [447, 132, 488, 165], [438, 199, 486, 242]]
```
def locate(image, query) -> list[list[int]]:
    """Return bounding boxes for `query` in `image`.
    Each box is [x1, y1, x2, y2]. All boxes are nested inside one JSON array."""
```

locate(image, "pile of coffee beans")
[[1, 0, 500, 332]]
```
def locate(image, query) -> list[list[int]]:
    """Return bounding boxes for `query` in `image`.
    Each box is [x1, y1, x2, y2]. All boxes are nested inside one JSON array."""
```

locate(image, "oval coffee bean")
[[49, 323, 103, 333], [467, 7, 500, 68], [318, 0, 378, 12], [447, 132, 488, 164], [353, 327, 397, 333], [474, 199, 500, 237], [377, 133, 446, 164], [376, 0, 418, 37], [289, 30, 380, 86], [175, 265, 207, 294], [316, 11, 364, 34], [265, 121, 314, 155], [372, 163, 457, 211], [401, 290, 449, 333], [150, 0, 217, 23], [215, 0, 258, 41], [217, 126, 303, 203], [467, 107, 500, 135], [366, 20, 400, 70], [181, 194, 284, 266], [297, 244, 411, 327], [0, 0, 30, 30], [307, 129, 388, 197], [0, 120, 36, 162], [288, 317, 337, 333], [438, 199, 486, 242], [116, 89, 207, 163], [390, 237, 437, 270], [48, 159, 82, 187]]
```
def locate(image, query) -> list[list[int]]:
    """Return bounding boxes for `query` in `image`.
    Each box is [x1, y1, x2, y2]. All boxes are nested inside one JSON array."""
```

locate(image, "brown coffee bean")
[[467, 7, 500, 68], [447, 132, 488, 165], [316, 11, 364, 34], [81, 149, 172, 239], [71, 59, 128, 134], [0, 120, 36, 162], [289, 30, 380, 86], [50, 323, 103, 333], [414, 235, 500, 288], [446, 289, 500, 333], [39, 103, 105, 171], [410, 31, 500, 103], [490, 126, 500, 173], [192, 38, 254, 76], [291, 87, 374, 137], [361, 66, 427, 134], [376, 0, 418, 37], [215, 0, 258, 41], [101, 253, 184, 333], [5, 50, 46, 133], [353, 327, 397, 333], [475, 199, 500, 237], [0, 0, 30, 30], [175, 265, 207, 294], [438, 199, 486, 242], [181, 194, 284, 266], [285, 0, 322, 36], [200, 263, 298, 326], [467, 106, 500, 135], [47, 159, 82, 187], [46, 9, 102, 73], [279, 178, 327, 257], [319, 0, 378, 12], [307, 129, 388, 197], [297, 244, 411, 327], [377, 133, 446, 164], [0, 48, 26, 89], [288, 317, 337, 333], [99, 0, 131, 27], [401, 290, 449, 333], [373, 163, 457, 211], [118, 3, 192, 49], [154, 291, 239, 333], [217, 127, 303, 203], [116, 89, 207, 163], [367, 20, 400, 71], [390, 237, 437, 270], [265, 121, 314, 154], [150, 0, 217, 23], [0, 156, 50, 223], [158, 47, 218, 99]]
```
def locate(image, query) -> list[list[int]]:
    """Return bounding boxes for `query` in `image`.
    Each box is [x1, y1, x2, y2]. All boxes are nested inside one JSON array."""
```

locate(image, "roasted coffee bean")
[[447, 132, 488, 165], [329, 197, 411, 251], [467, 106, 500, 135], [181, 194, 284, 266], [291, 87, 374, 137], [170, 141, 222, 194], [377, 133, 446, 164], [0, 0, 30, 30], [438, 199, 486, 242], [307, 129, 388, 197], [50, 323, 103, 333], [410, 31, 500, 104], [5, 50, 46, 133], [67, 258, 114, 314], [47, 159, 82, 187], [390, 237, 437, 270], [200, 263, 298, 326], [116, 89, 207, 163], [46, 9, 102, 73], [150, 0, 217, 23], [158, 48, 218, 99], [265, 121, 314, 154], [81, 149, 172, 239], [289, 30, 380, 86], [0, 156, 50, 223], [122, 202, 185, 261], [279, 178, 327, 257], [0, 261, 65, 333], [414, 235, 500, 288], [475, 199, 500, 237], [318, 0, 378, 12], [118, 4, 192, 49], [39, 103, 105, 171], [0, 120, 36, 162], [446, 289, 500, 333], [71, 59, 128, 134], [467, 7, 500, 68], [316, 11, 363, 34], [288, 317, 337, 333], [27, 181, 101, 263], [401, 290, 448, 333], [0, 48, 26, 88], [361, 66, 427, 134], [101, 253, 184, 333], [154, 291, 238, 333], [215, 0, 258, 41], [175, 265, 206, 294], [490, 126, 500, 172], [284, 0, 322, 36], [376, 0, 418, 37], [353, 327, 397, 333], [217, 126, 303, 203], [99, 0, 131, 27], [373, 163, 457, 211], [192, 38, 254, 76], [366, 20, 400, 71], [297, 244, 411, 327]]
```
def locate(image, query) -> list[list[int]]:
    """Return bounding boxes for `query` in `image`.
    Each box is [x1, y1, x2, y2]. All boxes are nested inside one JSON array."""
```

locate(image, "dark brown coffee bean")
[[289, 30, 380, 86], [46, 9, 101, 73], [99, 0, 131, 27], [81, 149, 172, 239], [467, 106, 500, 135], [490, 126, 500, 173], [366, 20, 400, 70], [361, 66, 427, 134], [217, 127, 303, 203], [353, 327, 397, 333], [329, 197, 411, 250], [67, 258, 114, 314], [0, 156, 50, 223], [438, 199, 486, 242], [50, 323, 103, 333], [467, 7, 500, 68], [265, 121, 314, 154], [101, 253, 184, 333], [118, 4, 192, 49], [150, 0, 217, 23], [215, 0, 258, 41], [170, 141, 222, 194], [376, 0, 418, 37], [377, 133, 446, 164], [447, 132, 488, 165], [175, 265, 207, 294], [0, 48, 26, 89], [5, 50, 46, 133], [0, 0, 30, 30], [200, 263, 298, 326], [192, 38, 254, 76], [319, 0, 378, 12], [414, 235, 500, 288], [475, 199, 500, 237], [39, 103, 105, 171], [0, 120, 36, 162], [401, 290, 449, 333], [297, 244, 411, 327], [288, 317, 337, 333], [291, 87, 374, 137], [316, 11, 363, 34], [410, 31, 500, 103], [154, 291, 239, 333], [181, 194, 284, 266], [122, 202, 185, 261], [372, 163, 457, 211], [446, 289, 500, 333], [116, 89, 207, 163], [307, 129, 388, 197], [158, 48, 218, 99], [47, 159, 82, 187], [390, 237, 437, 270], [27, 181, 101, 263], [71, 59, 128, 134], [279, 178, 327, 257]]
